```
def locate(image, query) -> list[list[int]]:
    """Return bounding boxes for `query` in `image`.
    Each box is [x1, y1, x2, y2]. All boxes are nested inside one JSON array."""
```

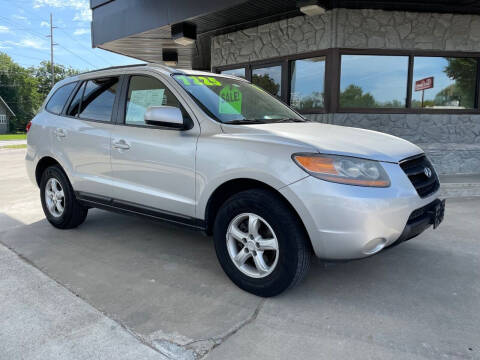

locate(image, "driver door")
[[110, 74, 199, 217]]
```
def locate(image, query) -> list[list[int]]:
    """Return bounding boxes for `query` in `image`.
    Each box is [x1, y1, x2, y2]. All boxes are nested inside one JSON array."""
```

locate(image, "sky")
[[0, 0, 142, 71], [340, 55, 455, 104]]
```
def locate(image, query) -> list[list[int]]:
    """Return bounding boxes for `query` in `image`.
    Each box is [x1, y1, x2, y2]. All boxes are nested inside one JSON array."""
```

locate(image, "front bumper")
[[280, 161, 442, 260], [393, 198, 445, 245]]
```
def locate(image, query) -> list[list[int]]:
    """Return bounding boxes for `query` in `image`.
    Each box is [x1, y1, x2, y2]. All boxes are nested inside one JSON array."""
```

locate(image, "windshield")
[[172, 74, 305, 124]]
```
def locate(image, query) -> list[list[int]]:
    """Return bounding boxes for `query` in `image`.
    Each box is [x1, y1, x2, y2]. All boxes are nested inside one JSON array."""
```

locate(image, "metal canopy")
[[91, 0, 480, 70]]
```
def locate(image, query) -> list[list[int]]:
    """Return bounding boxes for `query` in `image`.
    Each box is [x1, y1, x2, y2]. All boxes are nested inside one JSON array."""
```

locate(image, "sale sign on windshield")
[[415, 77, 434, 91]]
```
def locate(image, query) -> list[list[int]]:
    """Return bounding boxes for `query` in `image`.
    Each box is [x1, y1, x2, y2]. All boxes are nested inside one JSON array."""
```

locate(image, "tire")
[[40, 165, 88, 229], [213, 189, 312, 297]]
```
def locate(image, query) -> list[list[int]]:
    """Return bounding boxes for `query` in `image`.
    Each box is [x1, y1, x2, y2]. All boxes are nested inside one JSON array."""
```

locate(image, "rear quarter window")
[[45, 82, 78, 115]]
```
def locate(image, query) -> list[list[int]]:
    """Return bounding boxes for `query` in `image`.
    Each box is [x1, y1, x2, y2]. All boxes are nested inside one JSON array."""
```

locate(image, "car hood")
[[221, 122, 423, 163]]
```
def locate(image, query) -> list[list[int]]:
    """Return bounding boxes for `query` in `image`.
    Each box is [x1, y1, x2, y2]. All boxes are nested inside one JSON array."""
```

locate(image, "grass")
[[0, 133, 27, 141], [0, 144, 27, 149]]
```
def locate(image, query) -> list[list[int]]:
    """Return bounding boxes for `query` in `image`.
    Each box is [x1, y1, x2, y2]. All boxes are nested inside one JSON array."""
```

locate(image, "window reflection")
[[252, 65, 282, 97], [46, 82, 77, 115], [290, 57, 325, 111], [340, 55, 408, 108], [79, 78, 118, 122], [221, 68, 246, 78], [412, 57, 476, 109]]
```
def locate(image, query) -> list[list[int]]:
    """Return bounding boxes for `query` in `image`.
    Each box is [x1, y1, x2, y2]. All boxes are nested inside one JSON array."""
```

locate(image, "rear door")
[[110, 73, 199, 217], [56, 76, 120, 198]]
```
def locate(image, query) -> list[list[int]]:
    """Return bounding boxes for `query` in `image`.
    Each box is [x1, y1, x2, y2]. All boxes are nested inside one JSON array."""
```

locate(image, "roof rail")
[[79, 63, 148, 75]]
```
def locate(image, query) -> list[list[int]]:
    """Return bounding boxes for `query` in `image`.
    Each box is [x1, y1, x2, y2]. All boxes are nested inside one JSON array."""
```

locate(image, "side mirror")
[[144, 106, 184, 129]]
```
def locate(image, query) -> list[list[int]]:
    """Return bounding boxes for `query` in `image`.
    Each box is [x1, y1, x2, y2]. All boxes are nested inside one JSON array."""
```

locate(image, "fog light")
[[363, 238, 387, 255]]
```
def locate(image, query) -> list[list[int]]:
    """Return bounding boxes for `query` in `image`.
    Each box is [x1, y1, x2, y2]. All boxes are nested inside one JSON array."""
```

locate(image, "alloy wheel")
[[45, 178, 65, 217], [226, 213, 279, 278]]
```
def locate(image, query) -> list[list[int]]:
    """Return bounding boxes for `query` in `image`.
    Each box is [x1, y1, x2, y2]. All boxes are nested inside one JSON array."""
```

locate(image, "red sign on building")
[[415, 77, 434, 91]]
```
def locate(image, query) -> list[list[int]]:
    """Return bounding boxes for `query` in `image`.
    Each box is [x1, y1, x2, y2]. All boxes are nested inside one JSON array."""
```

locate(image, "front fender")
[[195, 133, 311, 219]]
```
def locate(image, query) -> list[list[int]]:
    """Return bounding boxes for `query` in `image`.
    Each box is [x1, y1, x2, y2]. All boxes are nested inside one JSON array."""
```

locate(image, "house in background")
[[0, 95, 14, 134]]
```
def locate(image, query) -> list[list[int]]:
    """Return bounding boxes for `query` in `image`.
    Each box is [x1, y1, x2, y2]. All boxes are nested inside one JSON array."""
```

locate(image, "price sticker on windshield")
[[176, 75, 222, 86], [219, 85, 242, 114]]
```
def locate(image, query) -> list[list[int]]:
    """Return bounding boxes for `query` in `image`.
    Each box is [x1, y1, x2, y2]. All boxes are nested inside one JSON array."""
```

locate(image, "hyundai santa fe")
[[26, 64, 445, 297]]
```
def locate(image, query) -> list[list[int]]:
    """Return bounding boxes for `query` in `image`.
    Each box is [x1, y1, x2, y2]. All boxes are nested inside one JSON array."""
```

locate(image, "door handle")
[[112, 139, 130, 150], [54, 128, 66, 137]]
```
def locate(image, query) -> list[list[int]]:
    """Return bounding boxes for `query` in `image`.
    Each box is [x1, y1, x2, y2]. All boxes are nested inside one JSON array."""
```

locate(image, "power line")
[[0, 52, 47, 62], [56, 27, 114, 67], [0, 0, 114, 68], [55, 43, 96, 68], [0, 15, 48, 41], [0, 14, 97, 69]]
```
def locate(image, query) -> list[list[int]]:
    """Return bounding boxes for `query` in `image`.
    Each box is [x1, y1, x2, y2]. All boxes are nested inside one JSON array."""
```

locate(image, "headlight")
[[292, 153, 390, 187]]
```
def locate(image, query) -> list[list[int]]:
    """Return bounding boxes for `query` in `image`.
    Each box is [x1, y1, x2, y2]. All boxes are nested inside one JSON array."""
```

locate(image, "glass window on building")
[[412, 57, 477, 109], [252, 65, 282, 97], [220, 68, 246, 78], [290, 57, 325, 111], [340, 55, 408, 108]]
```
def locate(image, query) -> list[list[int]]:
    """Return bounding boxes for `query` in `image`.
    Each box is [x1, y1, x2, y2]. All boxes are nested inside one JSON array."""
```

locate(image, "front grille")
[[400, 155, 440, 198]]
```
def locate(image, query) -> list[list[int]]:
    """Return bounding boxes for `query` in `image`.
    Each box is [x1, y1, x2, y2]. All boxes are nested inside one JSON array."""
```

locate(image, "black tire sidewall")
[[214, 189, 308, 297], [40, 166, 76, 228]]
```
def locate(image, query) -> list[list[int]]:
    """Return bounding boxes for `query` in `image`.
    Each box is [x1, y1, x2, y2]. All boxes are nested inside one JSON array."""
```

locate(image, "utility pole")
[[46, 13, 57, 88]]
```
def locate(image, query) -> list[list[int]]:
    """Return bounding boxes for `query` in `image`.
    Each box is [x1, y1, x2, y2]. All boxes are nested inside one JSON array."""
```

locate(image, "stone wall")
[[303, 113, 480, 175], [211, 14, 331, 66], [212, 8, 480, 67], [335, 9, 480, 51], [211, 8, 480, 175]]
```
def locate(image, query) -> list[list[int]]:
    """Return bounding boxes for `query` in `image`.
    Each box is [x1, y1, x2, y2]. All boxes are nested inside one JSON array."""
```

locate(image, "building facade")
[[211, 9, 480, 175], [0, 96, 14, 134], [90, 0, 480, 175]]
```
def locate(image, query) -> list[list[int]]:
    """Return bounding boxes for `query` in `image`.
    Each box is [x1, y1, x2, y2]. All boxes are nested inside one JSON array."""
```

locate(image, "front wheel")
[[40, 165, 88, 229], [213, 189, 312, 297]]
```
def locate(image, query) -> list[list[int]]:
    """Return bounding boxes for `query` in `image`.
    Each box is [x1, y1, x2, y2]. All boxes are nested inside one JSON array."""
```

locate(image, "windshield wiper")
[[271, 118, 310, 123], [224, 119, 268, 125]]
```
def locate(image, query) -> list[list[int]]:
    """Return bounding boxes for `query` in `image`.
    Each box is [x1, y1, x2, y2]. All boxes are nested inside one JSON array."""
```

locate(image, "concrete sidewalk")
[[0, 243, 170, 360], [0, 140, 27, 147]]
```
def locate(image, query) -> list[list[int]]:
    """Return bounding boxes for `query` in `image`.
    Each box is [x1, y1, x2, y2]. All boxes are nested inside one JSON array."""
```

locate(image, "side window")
[[78, 77, 119, 122], [66, 82, 85, 117], [45, 82, 77, 115], [125, 75, 183, 126]]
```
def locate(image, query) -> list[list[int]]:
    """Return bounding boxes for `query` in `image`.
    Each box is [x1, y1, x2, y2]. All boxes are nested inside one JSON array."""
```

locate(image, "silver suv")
[[26, 64, 445, 297]]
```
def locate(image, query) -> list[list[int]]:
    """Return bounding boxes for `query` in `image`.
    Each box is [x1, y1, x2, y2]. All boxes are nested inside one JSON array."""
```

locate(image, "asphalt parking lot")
[[1, 148, 479, 359]]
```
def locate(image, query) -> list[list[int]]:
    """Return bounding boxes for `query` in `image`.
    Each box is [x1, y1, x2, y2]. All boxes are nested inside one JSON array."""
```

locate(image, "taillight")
[[26, 121, 32, 132]]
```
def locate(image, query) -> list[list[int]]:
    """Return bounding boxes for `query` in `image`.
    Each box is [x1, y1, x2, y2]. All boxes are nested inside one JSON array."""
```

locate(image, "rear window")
[[45, 82, 77, 115]]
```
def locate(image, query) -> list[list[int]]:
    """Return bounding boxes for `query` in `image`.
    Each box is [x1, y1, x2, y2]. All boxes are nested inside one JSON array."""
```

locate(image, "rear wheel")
[[213, 189, 312, 297], [40, 165, 88, 229]]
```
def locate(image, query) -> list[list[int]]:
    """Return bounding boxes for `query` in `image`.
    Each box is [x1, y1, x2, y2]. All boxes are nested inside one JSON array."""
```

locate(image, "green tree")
[[434, 83, 461, 106], [30, 61, 80, 100], [339, 84, 376, 108], [0, 53, 42, 132], [298, 91, 324, 110], [444, 57, 476, 108], [382, 99, 404, 108], [252, 74, 280, 97]]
